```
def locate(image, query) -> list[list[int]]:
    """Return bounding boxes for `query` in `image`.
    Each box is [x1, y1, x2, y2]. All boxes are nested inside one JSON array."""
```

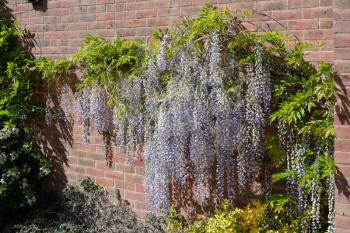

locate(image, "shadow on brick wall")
[[30, 0, 47, 12], [35, 78, 80, 195], [334, 74, 350, 201]]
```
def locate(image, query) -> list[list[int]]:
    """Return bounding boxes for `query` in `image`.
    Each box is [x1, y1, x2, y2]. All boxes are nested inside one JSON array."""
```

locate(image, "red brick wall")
[[6, 0, 350, 229], [334, 0, 350, 232]]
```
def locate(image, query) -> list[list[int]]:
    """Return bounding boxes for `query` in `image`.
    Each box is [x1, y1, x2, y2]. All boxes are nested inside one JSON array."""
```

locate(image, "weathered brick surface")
[[7, 0, 350, 227], [334, 0, 350, 230], [8, 0, 334, 61]]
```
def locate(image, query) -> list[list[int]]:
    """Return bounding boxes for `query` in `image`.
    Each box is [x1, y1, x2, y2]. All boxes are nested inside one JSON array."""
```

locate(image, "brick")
[[54, 24, 69, 31], [145, 0, 169, 9], [135, 183, 145, 192], [40, 46, 62, 55], [96, 177, 114, 187], [335, 202, 350, 216], [114, 180, 135, 191], [181, 6, 203, 16], [78, 158, 95, 167], [47, 1, 60, 8], [170, 0, 191, 7], [86, 167, 105, 177], [158, 8, 180, 17], [125, 190, 145, 202], [97, 12, 115, 21], [334, 9, 350, 21], [80, 0, 97, 5], [271, 9, 301, 20], [136, 10, 157, 19], [107, 3, 125, 12], [136, 27, 154, 36], [288, 19, 319, 30], [124, 19, 147, 28], [320, 0, 333, 6], [334, 21, 350, 33], [335, 34, 350, 48], [131, 158, 144, 167], [334, 228, 350, 233], [69, 38, 84, 46], [70, 6, 87, 14], [115, 163, 135, 173], [61, 15, 77, 23], [97, 0, 115, 3], [136, 167, 144, 175], [336, 49, 350, 60], [71, 150, 86, 158], [334, 61, 350, 74], [125, 174, 144, 184], [59, 1, 78, 8], [336, 126, 350, 139], [335, 152, 350, 165], [230, 2, 257, 11], [106, 20, 121, 29], [78, 143, 97, 152], [337, 164, 350, 179], [16, 3, 29, 11], [45, 31, 63, 39], [335, 139, 350, 152], [62, 31, 79, 39], [257, 1, 285, 11], [79, 14, 96, 22], [86, 152, 106, 161], [116, 28, 136, 37], [302, 7, 333, 19], [335, 186, 350, 203], [288, 0, 319, 9], [105, 171, 124, 180], [112, 154, 126, 163], [320, 19, 333, 29], [147, 17, 168, 27], [96, 161, 114, 170], [70, 23, 88, 31], [50, 8, 70, 16], [334, 0, 350, 9], [304, 30, 333, 40], [30, 16, 43, 24], [192, 0, 216, 5], [335, 215, 350, 230], [88, 21, 106, 29], [126, 2, 145, 11]]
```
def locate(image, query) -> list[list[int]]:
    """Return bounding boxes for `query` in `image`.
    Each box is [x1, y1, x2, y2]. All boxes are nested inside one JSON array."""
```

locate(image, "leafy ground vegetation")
[[1, 4, 338, 233], [2, 178, 167, 233]]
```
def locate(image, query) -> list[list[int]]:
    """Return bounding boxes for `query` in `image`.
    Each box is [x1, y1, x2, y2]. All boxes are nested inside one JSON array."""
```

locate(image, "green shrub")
[[0, 128, 51, 211], [166, 199, 306, 233]]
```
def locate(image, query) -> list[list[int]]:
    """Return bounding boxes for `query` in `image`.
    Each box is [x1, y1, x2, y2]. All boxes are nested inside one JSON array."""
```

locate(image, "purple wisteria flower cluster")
[[142, 34, 272, 213]]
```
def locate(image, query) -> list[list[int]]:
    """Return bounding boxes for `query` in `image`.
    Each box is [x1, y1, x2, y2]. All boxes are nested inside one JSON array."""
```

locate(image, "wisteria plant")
[[37, 5, 336, 232]]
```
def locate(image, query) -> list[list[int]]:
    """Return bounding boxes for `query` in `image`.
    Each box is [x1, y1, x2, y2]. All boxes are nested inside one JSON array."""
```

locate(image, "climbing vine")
[[36, 5, 336, 232]]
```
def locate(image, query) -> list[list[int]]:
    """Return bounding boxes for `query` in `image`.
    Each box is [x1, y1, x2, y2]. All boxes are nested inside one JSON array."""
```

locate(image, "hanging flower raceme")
[[90, 84, 111, 134], [75, 87, 91, 144]]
